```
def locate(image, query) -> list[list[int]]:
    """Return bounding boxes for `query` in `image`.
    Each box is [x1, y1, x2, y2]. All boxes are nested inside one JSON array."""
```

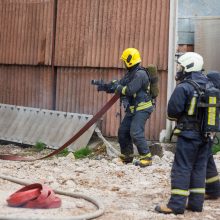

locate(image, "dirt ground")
[[0, 142, 220, 220]]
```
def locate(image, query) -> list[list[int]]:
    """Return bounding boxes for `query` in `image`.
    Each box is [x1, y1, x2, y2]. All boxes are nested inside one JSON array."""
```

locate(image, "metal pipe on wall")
[[160, 0, 178, 142]]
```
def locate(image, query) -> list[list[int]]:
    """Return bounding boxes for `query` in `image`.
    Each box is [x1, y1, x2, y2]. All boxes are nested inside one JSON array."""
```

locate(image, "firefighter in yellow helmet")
[[114, 48, 154, 167]]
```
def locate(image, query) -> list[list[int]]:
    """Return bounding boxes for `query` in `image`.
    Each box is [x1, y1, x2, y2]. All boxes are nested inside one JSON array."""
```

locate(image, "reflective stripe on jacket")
[[119, 65, 152, 113]]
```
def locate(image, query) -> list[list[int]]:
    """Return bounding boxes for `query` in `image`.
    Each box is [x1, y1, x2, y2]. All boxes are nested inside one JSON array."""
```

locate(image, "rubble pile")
[[0, 144, 220, 220]]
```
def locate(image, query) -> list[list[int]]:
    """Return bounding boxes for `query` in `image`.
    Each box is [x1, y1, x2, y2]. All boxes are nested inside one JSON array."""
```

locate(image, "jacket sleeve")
[[167, 85, 188, 121], [117, 71, 149, 96]]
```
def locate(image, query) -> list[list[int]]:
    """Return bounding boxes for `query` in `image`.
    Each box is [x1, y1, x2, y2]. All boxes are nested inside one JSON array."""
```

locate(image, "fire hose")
[[0, 94, 119, 161], [0, 174, 105, 220], [0, 94, 119, 218]]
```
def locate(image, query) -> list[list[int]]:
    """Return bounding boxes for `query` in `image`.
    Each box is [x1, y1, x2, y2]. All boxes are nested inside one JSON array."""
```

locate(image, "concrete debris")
[[95, 127, 120, 157], [0, 144, 220, 220]]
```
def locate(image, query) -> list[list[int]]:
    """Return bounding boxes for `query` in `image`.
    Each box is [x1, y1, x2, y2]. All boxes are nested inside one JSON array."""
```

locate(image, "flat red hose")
[[7, 183, 61, 209], [0, 94, 119, 161]]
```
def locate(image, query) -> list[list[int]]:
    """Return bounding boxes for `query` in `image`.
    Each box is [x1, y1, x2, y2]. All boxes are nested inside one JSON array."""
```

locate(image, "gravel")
[[0, 144, 220, 220]]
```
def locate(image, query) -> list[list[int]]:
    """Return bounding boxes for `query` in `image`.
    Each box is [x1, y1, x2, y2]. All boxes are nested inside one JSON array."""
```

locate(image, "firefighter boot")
[[133, 153, 152, 167], [155, 204, 176, 214], [186, 205, 202, 212], [204, 194, 219, 200], [119, 154, 134, 164]]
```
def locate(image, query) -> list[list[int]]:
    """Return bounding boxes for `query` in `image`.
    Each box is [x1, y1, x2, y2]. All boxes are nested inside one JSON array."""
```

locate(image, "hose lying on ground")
[[0, 174, 105, 220]]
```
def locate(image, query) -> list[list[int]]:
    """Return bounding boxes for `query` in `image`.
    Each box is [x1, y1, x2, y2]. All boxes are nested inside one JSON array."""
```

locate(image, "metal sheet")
[[178, 0, 220, 44], [0, 65, 54, 109], [55, 67, 167, 140], [0, 104, 96, 151], [195, 17, 220, 72], [0, 0, 170, 141], [55, 0, 169, 70], [0, 0, 54, 65], [179, 0, 220, 17]]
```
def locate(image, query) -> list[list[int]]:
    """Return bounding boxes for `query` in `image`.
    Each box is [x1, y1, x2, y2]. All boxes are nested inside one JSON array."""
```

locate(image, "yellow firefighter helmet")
[[120, 48, 141, 68]]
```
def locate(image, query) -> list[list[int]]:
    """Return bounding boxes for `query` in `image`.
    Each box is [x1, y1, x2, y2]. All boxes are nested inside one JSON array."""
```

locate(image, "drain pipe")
[[162, 0, 178, 142]]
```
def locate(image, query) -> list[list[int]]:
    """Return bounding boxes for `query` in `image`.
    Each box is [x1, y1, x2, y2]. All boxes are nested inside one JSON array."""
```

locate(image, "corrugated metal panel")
[[0, 104, 96, 151], [0, 0, 170, 141], [55, 67, 121, 137], [0, 65, 54, 109], [55, 0, 169, 70], [195, 17, 220, 72], [55, 67, 167, 140], [0, 0, 54, 65]]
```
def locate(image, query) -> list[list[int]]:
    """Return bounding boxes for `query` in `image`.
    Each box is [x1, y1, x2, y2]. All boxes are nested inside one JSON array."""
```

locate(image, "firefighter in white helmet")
[[155, 52, 219, 214]]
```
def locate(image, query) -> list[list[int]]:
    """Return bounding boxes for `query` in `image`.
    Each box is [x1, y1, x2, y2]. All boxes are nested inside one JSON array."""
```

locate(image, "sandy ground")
[[0, 143, 220, 220]]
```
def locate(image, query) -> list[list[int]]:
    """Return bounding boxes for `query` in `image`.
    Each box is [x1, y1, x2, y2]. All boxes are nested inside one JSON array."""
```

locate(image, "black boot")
[[119, 154, 134, 164], [155, 204, 177, 214], [133, 153, 152, 167]]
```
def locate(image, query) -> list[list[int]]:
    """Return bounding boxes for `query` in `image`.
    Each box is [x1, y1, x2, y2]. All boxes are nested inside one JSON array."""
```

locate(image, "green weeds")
[[212, 143, 220, 155], [34, 141, 46, 152], [56, 147, 92, 158], [56, 148, 70, 157], [73, 147, 92, 159], [33, 142, 92, 159]]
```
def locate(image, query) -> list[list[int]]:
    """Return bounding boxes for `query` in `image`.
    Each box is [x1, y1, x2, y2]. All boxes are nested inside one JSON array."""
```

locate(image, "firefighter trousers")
[[118, 110, 151, 156], [167, 131, 209, 214], [206, 144, 220, 197]]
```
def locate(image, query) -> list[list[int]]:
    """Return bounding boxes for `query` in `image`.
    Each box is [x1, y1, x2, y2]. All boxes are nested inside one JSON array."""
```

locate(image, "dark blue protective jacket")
[[117, 64, 153, 113], [167, 71, 209, 126]]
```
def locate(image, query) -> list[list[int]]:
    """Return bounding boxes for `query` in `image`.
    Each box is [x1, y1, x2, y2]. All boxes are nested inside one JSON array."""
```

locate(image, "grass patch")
[[56, 148, 70, 157], [34, 141, 46, 152], [74, 147, 92, 159], [212, 143, 220, 155]]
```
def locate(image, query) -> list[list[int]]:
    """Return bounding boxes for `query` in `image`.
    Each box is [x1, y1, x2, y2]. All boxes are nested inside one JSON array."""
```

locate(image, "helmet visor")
[[176, 64, 184, 73]]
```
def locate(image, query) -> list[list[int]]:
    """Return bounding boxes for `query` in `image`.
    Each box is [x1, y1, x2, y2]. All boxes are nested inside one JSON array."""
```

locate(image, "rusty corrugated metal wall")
[[0, 0, 170, 140], [0, 65, 54, 109], [0, 0, 54, 65], [55, 68, 167, 139], [54, 0, 170, 139], [55, 0, 169, 70]]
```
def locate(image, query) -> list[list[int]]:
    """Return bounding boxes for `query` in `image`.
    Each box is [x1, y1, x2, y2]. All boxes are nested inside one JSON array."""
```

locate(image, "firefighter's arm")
[[167, 85, 187, 121], [116, 71, 148, 96]]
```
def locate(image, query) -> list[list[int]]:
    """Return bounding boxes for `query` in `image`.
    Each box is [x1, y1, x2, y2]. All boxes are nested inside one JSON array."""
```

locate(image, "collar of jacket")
[[127, 63, 140, 73], [184, 71, 209, 85]]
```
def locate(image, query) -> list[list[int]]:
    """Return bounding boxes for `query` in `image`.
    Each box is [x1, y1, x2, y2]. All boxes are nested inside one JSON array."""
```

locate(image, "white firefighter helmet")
[[177, 52, 204, 72]]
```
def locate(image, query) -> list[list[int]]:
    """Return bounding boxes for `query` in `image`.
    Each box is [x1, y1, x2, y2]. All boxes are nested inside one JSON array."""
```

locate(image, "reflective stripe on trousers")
[[171, 188, 205, 196], [189, 188, 205, 194], [206, 176, 220, 184], [171, 189, 189, 196]]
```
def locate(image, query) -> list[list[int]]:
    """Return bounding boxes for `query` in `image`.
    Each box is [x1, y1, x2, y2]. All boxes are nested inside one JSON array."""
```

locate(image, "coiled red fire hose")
[[0, 174, 105, 220], [7, 183, 61, 209], [0, 94, 119, 161]]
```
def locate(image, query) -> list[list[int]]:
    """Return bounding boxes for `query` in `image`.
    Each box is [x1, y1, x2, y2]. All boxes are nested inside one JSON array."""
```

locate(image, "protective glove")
[[106, 80, 119, 93], [92, 79, 120, 93], [115, 85, 123, 94]]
